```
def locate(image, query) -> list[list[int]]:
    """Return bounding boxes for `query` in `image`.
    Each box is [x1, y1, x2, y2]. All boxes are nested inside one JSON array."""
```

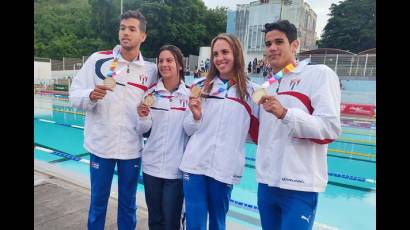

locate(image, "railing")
[[35, 55, 200, 72], [298, 54, 376, 78]]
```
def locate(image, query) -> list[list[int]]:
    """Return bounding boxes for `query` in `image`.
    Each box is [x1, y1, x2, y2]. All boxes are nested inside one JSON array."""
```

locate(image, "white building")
[[34, 60, 52, 85], [226, 0, 317, 65]]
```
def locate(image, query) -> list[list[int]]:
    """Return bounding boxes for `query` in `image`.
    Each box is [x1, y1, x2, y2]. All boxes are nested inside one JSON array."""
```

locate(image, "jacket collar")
[[155, 79, 189, 96], [291, 58, 311, 74], [112, 45, 145, 66]]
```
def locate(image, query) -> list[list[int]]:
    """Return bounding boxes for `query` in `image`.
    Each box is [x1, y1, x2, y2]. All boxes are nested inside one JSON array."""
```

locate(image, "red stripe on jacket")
[[170, 107, 187, 111], [278, 91, 334, 144], [98, 50, 113, 55], [226, 97, 259, 144], [127, 82, 148, 92]]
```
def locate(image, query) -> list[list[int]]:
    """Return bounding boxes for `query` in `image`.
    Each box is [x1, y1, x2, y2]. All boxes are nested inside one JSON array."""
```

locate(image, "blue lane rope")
[[34, 118, 375, 146], [35, 117, 376, 185], [34, 118, 84, 129], [34, 145, 260, 213], [245, 157, 376, 184], [35, 118, 376, 185]]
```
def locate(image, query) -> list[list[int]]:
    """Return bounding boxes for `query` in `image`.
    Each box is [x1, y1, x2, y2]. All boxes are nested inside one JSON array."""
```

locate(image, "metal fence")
[[298, 54, 376, 78], [36, 53, 376, 79], [42, 55, 200, 72]]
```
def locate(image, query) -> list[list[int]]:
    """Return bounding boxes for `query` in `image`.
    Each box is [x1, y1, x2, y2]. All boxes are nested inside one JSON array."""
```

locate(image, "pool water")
[[34, 94, 376, 230]]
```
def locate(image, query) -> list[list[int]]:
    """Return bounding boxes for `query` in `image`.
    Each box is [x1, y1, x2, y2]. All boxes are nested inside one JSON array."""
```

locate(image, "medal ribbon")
[[210, 78, 236, 96], [261, 63, 296, 88], [189, 77, 236, 97], [106, 50, 121, 78], [149, 90, 174, 100]]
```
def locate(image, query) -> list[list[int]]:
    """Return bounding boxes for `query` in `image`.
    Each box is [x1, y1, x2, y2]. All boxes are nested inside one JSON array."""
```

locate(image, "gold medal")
[[104, 77, 116, 90], [143, 95, 155, 107], [191, 85, 202, 98], [252, 88, 268, 104]]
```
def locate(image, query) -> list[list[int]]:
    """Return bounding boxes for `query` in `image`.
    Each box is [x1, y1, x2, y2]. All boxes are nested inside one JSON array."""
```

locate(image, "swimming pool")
[[34, 93, 376, 230]]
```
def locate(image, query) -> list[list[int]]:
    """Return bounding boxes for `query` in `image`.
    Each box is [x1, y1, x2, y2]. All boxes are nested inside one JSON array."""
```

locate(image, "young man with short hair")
[[256, 20, 341, 230], [69, 9, 157, 230]]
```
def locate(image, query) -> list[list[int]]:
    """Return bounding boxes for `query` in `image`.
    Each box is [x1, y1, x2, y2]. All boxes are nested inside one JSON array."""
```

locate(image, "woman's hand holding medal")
[[189, 86, 202, 121], [137, 103, 150, 117], [89, 84, 113, 102], [137, 94, 155, 117]]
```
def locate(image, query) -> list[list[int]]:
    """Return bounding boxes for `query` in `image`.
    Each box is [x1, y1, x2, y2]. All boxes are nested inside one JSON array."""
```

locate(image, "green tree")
[[34, 0, 110, 58], [319, 0, 375, 53], [124, 0, 227, 56], [34, 0, 228, 58]]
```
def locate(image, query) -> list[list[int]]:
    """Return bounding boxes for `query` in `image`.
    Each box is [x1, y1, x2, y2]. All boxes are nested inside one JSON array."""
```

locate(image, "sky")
[[202, 0, 341, 38]]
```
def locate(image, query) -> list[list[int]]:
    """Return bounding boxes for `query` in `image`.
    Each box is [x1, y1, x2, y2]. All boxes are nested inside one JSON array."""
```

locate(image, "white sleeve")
[[136, 114, 152, 134], [183, 109, 202, 136], [282, 66, 341, 140], [69, 54, 97, 111]]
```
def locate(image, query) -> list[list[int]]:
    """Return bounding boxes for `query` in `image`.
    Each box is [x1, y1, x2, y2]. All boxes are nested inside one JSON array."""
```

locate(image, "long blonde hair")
[[204, 33, 248, 101]]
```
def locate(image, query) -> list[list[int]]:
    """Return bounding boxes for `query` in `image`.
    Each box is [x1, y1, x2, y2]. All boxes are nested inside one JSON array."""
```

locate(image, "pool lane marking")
[[36, 143, 375, 186], [328, 148, 375, 158], [245, 158, 376, 185], [327, 153, 375, 163], [34, 118, 376, 147], [35, 118, 376, 158], [34, 106, 85, 116], [335, 138, 375, 146], [34, 118, 84, 129], [34, 145, 270, 217], [341, 129, 376, 136]]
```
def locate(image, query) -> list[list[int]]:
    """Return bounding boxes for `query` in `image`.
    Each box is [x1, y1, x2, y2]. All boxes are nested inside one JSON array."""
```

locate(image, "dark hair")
[[157, 45, 185, 82], [205, 33, 248, 101], [120, 10, 147, 32], [262, 20, 297, 43]]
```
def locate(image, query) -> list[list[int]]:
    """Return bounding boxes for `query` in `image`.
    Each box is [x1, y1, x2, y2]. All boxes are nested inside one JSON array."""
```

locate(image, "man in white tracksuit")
[[69, 10, 157, 230], [256, 20, 341, 230]]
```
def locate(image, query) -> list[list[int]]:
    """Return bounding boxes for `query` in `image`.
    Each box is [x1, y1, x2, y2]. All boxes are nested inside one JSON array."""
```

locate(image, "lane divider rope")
[[245, 157, 376, 184]]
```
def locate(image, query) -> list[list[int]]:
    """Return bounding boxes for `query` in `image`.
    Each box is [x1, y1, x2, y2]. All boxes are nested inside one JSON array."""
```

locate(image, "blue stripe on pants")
[[182, 173, 233, 230], [87, 154, 141, 230], [257, 183, 318, 230]]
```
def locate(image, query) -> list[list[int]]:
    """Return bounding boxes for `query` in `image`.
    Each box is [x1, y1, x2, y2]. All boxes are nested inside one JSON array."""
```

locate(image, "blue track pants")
[[182, 173, 233, 230], [87, 153, 141, 230], [257, 183, 318, 230]]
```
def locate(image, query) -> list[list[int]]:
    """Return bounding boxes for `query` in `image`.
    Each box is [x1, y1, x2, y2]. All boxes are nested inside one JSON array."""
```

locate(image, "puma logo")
[[301, 215, 311, 223]]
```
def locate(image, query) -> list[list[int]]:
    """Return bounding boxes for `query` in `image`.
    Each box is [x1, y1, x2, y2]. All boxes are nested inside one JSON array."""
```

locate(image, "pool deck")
[[34, 160, 254, 230], [35, 161, 148, 229]]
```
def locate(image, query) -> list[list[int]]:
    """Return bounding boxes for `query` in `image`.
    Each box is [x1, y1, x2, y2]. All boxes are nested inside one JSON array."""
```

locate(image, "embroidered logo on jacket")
[[139, 74, 149, 85], [289, 78, 301, 90]]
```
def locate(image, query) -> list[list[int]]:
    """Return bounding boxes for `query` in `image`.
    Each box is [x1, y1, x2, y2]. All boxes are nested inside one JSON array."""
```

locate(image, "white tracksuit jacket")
[[137, 79, 190, 179], [179, 77, 260, 185], [256, 59, 341, 192], [69, 45, 157, 159]]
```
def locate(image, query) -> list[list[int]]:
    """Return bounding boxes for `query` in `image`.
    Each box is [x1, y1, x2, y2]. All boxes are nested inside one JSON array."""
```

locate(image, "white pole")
[[349, 55, 354, 76], [335, 54, 339, 74], [121, 0, 123, 15], [363, 54, 369, 76], [355, 55, 360, 75]]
